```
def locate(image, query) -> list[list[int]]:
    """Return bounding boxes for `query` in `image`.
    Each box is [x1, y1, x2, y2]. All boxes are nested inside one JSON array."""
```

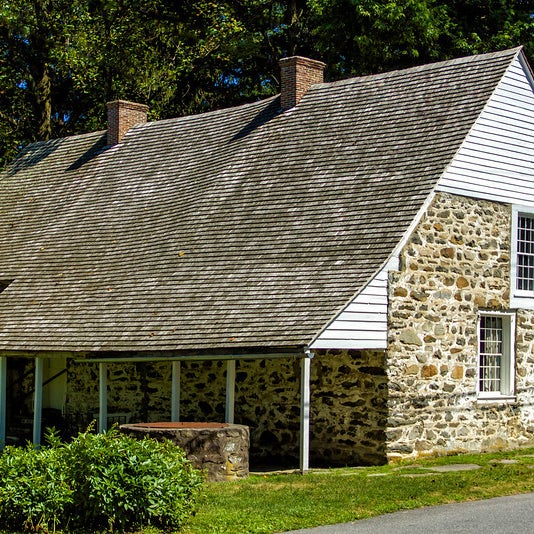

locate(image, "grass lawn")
[[2, 447, 533, 533], [181, 447, 534, 534]]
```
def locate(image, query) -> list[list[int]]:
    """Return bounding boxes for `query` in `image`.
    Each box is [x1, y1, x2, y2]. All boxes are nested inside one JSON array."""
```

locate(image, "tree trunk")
[[285, 0, 307, 56], [30, 1, 53, 141], [35, 67, 52, 140]]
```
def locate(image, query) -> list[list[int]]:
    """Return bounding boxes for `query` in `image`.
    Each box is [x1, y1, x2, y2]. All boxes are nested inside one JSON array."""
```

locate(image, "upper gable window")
[[511, 206, 534, 308], [516, 214, 534, 291]]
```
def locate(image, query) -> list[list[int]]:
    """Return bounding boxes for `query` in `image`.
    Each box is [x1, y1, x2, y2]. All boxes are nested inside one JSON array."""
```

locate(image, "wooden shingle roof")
[[0, 48, 521, 353]]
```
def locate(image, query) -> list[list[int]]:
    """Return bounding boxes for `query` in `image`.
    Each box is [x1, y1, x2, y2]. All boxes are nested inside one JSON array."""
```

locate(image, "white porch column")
[[225, 359, 236, 424], [300, 351, 312, 474], [0, 356, 6, 448], [98, 362, 108, 433], [33, 357, 44, 446], [171, 361, 181, 422]]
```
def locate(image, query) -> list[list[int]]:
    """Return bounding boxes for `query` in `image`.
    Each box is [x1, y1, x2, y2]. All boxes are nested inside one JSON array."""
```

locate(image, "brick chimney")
[[106, 100, 149, 145], [279, 56, 326, 110]]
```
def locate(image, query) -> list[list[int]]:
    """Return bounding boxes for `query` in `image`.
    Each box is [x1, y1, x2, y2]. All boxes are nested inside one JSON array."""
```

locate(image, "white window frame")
[[511, 205, 534, 309], [477, 311, 515, 401]]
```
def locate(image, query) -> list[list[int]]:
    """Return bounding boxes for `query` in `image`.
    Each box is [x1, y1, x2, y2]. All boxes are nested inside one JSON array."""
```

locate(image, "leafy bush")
[[0, 428, 204, 533], [0, 439, 73, 532]]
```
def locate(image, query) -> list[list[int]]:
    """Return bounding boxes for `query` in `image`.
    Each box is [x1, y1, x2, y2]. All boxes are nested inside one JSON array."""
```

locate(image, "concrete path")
[[284, 492, 534, 534]]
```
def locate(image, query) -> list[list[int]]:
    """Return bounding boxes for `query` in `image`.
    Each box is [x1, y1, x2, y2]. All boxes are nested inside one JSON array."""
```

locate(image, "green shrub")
[[0, 428, 204, 533], [0, 438, 73, 532]]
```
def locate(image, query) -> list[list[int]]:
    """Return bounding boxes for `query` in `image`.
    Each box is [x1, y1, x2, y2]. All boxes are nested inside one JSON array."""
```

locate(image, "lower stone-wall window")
[[478, 312, 515, 400]]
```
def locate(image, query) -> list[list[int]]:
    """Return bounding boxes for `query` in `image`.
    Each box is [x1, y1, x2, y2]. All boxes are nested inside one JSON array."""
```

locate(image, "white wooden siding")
[[310, 267, 388, 350], [437, 54, 534, 206]]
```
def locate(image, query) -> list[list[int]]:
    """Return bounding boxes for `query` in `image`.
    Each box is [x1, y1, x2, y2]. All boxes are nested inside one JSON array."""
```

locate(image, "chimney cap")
[[278, 56, 326, 69], [106, 99, 149, 112]]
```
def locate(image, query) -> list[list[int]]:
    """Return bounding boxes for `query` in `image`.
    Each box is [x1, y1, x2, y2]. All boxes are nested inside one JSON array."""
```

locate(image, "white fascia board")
[[309, 338, 387, 350], [518, 49, 534, 91], [388, 190, 437, 263]]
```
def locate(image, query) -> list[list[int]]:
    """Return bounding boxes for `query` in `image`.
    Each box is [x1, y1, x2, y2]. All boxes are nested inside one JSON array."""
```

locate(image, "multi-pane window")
[[516, 214, 534, 292], [478, 313, 514, 398], [479, 316, 503, 393]]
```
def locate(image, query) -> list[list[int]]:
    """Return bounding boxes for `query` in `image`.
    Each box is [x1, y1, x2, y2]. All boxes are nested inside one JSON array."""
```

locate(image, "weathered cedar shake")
[[106, 100, 148, 145], [279, 56, 326, 109], [0, 49, 520, 352]]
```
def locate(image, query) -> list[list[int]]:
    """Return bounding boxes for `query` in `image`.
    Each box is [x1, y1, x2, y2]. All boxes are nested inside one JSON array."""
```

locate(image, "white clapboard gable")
[[437, 52, 534, 204], [310, 267, 389, 350]]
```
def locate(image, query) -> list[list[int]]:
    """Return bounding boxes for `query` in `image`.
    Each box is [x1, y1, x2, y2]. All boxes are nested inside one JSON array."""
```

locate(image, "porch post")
[[33, 357, 44, 446], [300, 351, 312, 474], [225, 359, 236, 424], [0, 356, 6, 448], [171, 361, 181, 422], [98, 362, 108, 433]]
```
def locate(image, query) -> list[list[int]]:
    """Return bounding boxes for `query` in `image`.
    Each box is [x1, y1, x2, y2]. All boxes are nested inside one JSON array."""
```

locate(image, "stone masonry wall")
[[66, 360, 228, 429], [66, 349, 388, 467], [310, 349, 387, 466], [387, 192, 534, 460]]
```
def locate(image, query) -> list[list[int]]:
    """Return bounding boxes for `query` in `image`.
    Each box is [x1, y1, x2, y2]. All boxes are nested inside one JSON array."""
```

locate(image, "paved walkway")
[[284, 492, 534, 533]]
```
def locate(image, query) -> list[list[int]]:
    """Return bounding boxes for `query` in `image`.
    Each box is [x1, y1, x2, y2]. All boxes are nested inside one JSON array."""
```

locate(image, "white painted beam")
[[33, 358, 44, 446], [73, 352, 300, 363], [300, 352, 312, 474], [225, 359, 236, 424], [171, 361, 181, 422], [98, 362, 108, 433], [0, 357, 6, 449]]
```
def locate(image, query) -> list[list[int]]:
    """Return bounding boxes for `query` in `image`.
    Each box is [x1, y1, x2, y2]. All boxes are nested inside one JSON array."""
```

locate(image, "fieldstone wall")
[[66, 350, 388, 467], [387, 192, 534, 460], [66, 360, 228, 430], [310, 349, 387, 466]]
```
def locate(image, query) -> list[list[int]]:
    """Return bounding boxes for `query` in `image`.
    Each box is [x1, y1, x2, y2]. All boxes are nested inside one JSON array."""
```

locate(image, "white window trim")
[[511, 205, 534, 309], [477, 311, 516, 402]]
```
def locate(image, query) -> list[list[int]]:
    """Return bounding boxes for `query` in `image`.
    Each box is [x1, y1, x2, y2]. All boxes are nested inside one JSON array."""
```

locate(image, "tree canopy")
[[1, 0, 533, 167]]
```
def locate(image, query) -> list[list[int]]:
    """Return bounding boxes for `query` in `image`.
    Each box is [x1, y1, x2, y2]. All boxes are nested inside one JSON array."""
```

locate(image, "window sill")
[[510, 294, 534, 310], [476, 395, 516, 405]]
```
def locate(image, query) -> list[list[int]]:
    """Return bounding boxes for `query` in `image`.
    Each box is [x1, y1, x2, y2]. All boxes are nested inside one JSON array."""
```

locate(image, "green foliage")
[[0, 434, 73, 532], [1, 0, 534, 169], [0, 428, 204, 533], [0, 0, 244, 167]]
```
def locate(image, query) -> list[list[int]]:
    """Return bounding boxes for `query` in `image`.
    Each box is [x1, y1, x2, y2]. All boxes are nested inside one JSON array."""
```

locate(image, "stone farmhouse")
[[1, 47, 534, 470]]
